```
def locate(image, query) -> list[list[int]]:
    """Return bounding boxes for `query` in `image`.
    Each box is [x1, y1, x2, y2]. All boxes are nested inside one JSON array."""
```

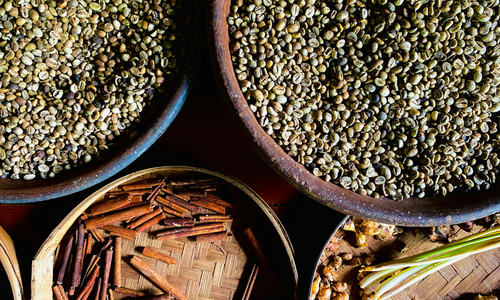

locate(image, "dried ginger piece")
[[473, 295, 498, 300], [323, 263, 338, 282], [342, 217, 397, 248], [317, 279, 332, 300], [310, 276, 321, 300]]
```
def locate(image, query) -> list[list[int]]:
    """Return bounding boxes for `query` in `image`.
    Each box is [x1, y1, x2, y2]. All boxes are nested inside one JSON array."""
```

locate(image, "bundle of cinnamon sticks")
[[52, 175, 241, 300]]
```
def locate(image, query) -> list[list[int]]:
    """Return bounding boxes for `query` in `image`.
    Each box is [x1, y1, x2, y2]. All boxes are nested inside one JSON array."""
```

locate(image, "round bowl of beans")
[[0, 0, 202, 202], [209, 0, 500, 226]]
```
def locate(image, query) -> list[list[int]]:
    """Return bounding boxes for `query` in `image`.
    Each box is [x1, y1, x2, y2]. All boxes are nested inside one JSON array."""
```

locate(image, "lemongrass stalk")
[[373, 264, 428, 297], [364, 235, 500, 271], [377, 239, 500, 300], [359, 268, 399, 289], [379, 256, 463, 300], [371, 242, 480, 297], [361, 232, 500, 288], [362, 230, 500, 272]]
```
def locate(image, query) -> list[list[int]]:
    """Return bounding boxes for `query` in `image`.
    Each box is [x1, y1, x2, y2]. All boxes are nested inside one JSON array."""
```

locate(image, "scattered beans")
[[0, 0, 190, 180]]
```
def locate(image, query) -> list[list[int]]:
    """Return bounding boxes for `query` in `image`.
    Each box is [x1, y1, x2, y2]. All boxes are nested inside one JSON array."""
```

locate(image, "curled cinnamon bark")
[[113, 237, 122, 288], [71, 222, 86, 291], [100, 248, 113, 300], [101, 225, 138, 240], [88, 194, 133, 216], [157, 224, 226, 241], [142, 247, 178, 265], [113, 287, 147, 297], [85, 204, 152, 230], [127, 207, 162, 229], [130, 256, 187, 300], [57, 233, 74, 285]]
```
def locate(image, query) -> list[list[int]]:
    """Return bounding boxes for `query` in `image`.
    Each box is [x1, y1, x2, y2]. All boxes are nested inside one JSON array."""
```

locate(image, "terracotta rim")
[[0, 2, 203, 203], [207, 0, 500, 226]]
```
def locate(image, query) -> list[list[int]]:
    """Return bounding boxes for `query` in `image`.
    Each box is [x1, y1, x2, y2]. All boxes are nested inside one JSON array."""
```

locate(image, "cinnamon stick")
[[161, 187, 189, 201], [57, 285, 69, 300], [189, 198, 226, 214], [57, 233, 74, 284], [129, 195, 143, 203], [84, 255, 100, 281], [146, 182, 165, 202], [203, 194, 237, 209], [137, 294, 172, 300], [244, 227, 287, 296], [198, 214, 231, 220], [86, 233, 94, 256], [174, 190, 206, 199], [85, 204, 152, 230], [142, 247, 178, 264], [114, 201, 146, 210], [71, 222, 86, 290], [93, 278, 101, 300], [101, 225, 138, 240], [127, 207, 162, 229], [146, 294, 173, 300], [90, 229, 105, 243], [162, 218, 195, 228], [88, 194, 132, 216], [53, 285, 65, 300], [98, 238, 113, 256], [81, 288, 93, 300], [160, 191, 204, 213], [155, 196, 189, 214], [120, 179, 160, 191], [168, 178, 219, 186], [157, 223, 224, 237], [157, 224, 225, 241], [130, 256, 188, 300], [196, 218, 233, 224], [195, 231, 228, 243], [100, 248, 113, 300], [136, 213, 167, 233], [242, 264, 259, 300], [160, 206, 185, 218], [113, 287, 147, 297], [114, 237, 122, 288], [197, 215, 232, 223], [75, 265, 100, 300], [108, 188, 152, 196]]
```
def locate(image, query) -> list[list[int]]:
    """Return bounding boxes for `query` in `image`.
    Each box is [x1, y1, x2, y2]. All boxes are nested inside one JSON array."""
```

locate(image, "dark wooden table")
[[0, 30, 345, 300]]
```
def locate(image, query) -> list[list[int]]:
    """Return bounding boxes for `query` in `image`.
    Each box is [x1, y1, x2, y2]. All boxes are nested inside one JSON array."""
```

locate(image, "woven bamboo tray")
[[32, 166, 298, 300], [311, 216, 500, 300], [0, 226, 23, 300]]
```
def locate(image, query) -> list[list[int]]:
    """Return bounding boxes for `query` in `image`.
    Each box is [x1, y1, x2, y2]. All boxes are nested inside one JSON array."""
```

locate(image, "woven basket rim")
[[32, 165, 299, 299], [0, 226, 23, 300]]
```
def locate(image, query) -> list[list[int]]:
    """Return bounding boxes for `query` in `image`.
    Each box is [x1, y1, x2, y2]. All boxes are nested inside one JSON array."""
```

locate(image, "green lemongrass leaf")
[[370, 242, 479, 297], [359, 268, 399, 289], [449, 226, 500, 243], [364, 237, 500, 271], [365, 254, 465, 271], [376, 239, 500, 300], [365, 230, 500, 271]]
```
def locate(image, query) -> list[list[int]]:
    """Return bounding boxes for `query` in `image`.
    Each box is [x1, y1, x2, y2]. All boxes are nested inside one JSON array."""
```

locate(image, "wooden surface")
[[0, 33, 345, 300]]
